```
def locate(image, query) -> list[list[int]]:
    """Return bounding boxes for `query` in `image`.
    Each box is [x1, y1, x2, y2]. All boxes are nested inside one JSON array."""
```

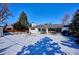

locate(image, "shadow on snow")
[[0, 44, 16, 55], [3, 32, 13, 36], [61, 36, 79, 49], [17, 37, 66, 55]]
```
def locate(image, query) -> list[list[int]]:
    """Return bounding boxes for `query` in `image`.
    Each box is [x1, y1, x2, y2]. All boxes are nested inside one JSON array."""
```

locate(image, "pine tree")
[[13, 11, 29, 31], [70, 10, 79, 37], [19, 11, 29, 29]]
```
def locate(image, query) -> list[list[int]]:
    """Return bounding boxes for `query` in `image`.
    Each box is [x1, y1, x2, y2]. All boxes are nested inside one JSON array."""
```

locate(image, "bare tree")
[[62, 14, 70, 25], [0, 4, 12, 25]]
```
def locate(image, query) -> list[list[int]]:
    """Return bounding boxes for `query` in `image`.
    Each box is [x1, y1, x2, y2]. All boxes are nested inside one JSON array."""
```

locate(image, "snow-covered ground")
[[0, 33, 79, 55]]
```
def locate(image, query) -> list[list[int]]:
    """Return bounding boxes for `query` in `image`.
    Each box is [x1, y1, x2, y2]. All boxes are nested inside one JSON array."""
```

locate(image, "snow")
[[17, 37, 66, 55], [0, 33, 79, 55]]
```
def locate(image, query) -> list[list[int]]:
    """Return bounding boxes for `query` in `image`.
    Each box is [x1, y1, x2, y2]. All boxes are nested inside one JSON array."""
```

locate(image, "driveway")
[[0, 34, 79, 55]]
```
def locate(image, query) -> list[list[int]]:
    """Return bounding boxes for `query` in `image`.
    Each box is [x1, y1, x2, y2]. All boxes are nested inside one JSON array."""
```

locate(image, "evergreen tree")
[[70, 10, 79, 37], [19, 11, 29, 28], [13, 11, 29, 31]]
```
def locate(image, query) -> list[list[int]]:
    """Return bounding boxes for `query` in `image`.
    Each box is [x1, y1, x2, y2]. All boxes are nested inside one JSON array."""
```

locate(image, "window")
[[31, 28, 35, 30], [38, 28, 41, 31], [7, 28, 12, 30]]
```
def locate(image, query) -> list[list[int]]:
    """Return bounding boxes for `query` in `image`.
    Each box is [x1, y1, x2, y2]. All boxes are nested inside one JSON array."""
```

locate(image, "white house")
[[29, 23, 63, 34]]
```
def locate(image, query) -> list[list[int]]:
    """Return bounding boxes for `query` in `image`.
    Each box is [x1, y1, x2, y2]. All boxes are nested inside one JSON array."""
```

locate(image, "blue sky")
[[4, 3, 79, 24]]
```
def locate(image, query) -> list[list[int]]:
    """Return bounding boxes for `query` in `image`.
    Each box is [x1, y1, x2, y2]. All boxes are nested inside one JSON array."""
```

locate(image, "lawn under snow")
[[0, 33, 79, 55]]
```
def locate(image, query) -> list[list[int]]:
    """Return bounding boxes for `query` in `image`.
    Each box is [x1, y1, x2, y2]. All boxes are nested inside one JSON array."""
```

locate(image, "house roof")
[[6, 24, 13, 28], [31, 24, 63, 28]]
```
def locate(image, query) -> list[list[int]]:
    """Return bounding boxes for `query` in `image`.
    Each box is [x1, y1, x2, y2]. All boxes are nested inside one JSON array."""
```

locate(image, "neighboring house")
[[29, 24, 63, 34], [4, 24, 13, 32]]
